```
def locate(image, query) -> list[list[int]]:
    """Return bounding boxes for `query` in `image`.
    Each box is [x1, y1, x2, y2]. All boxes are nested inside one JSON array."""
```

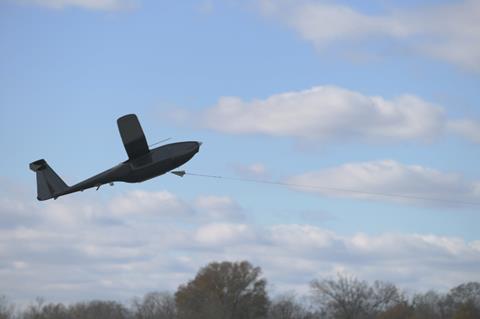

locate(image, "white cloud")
[[194, 195, 245, 221], [196, 85, 445, 142], [259, 1, 409, 46], [268, 224, 335, 249], [257, 0, 480, 71], [448, 119, 480, 143], [13, 0, 136, 11], [233, 163, 269, 179], [194, 223, 253, 246], [108, 190, 192, 217], [287, 160, 480, 206], [41, 190, 245, 227], [175, 85, 480, 144], [0, 195, 40, 228], [1, 185, 479, 304], [197, 0, 214, 14]]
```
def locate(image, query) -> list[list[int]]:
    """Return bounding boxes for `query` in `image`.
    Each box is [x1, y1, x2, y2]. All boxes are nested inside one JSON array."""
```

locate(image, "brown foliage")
[[175, 261, 269, 319]]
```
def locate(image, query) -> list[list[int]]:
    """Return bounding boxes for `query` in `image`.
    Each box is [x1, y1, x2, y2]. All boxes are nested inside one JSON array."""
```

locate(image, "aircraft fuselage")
[[55, 141, 200, 198]]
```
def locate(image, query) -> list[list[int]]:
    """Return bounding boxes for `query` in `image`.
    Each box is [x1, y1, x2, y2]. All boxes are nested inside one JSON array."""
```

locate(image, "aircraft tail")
[[29, 159, 69, 201]]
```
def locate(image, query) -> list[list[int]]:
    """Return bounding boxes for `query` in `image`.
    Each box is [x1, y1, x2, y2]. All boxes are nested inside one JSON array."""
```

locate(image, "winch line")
[[172, 171, 480, 207]]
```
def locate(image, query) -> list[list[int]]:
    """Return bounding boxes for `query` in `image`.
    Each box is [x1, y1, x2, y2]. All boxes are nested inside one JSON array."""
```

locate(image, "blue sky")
[[1, 0, 479, 304]]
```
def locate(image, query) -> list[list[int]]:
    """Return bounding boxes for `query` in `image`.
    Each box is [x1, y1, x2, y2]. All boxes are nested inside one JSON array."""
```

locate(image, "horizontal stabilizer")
[[29, 159, 47, 171]]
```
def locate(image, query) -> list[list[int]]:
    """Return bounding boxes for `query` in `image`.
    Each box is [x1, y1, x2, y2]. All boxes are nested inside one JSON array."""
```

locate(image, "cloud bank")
[[257, 0, 480, 71], [1, 185, 479, 303], [184, 85, 478, 143], [12, 0, 136, 11], [287, 160, 480, 206], [448, 119, 480, 144]]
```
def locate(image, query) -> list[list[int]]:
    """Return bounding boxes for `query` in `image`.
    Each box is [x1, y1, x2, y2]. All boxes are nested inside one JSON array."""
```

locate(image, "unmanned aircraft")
[[29, 114, 201, 201]]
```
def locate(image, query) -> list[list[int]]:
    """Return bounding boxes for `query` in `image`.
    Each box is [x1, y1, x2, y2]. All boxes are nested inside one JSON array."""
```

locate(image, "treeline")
[[1, 261, 479, 319]]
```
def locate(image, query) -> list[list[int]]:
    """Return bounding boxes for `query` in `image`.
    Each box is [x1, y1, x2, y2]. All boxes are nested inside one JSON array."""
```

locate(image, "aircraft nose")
[[190, 141, 201, 153]]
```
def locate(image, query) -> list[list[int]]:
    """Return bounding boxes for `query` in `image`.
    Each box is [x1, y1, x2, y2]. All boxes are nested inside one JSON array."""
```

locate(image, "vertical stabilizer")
[[29, 159, 68, 201]]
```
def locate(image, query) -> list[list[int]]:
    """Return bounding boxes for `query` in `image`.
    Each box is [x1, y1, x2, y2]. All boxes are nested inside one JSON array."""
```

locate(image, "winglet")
[[171, 170, 186, 177]]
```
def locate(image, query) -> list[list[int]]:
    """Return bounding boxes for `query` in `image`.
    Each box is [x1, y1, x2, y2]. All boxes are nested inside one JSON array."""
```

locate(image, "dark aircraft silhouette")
[[29, 114, 201, 201]]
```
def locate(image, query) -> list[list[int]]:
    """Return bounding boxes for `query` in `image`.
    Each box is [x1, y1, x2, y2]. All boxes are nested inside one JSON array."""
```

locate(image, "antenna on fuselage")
[[149, 138, 172, 148]]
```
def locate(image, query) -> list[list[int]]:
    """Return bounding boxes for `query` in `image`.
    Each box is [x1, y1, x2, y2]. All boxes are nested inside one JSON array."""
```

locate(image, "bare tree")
[[448, 282, 480, 319], [376, 302, 412, 319], [23, 303, 68, 319], [22, 297, 46, 319], [175, 261, 269, 319], [133, 291, 176, 319], [0, 296, 14, 319], [411, 290, 452, 319], [268, 294, 317, 319], [448, 282, 480, 307], [68, 300, 131, 319], [310, 274, 402, 319]]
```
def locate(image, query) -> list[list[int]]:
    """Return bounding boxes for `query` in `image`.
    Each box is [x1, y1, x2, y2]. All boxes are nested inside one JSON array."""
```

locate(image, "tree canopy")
[[175, 261, 269, 319]]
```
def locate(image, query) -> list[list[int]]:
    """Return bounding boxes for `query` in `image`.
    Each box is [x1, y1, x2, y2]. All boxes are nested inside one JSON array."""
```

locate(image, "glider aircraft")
[[29, 114, 201, 201]]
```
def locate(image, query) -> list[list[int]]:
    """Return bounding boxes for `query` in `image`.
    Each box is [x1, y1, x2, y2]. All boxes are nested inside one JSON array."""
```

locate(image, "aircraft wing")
[[117, 114, 149, 160]]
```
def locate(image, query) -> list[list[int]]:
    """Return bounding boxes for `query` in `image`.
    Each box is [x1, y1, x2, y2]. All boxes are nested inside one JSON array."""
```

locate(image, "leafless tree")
[[448, 282, 480, 307], [376, 301, 412, 319], [268, 294, 321, 319], [21, 297, 46, 319], [310, 274, 402, 319], [446, 282, 480, 319], [411, 290, 453, 319], [0, 296, 14, 319], [133, 291, 176, 319], [23, 303, 68, 319], [68, 300, 131, 319]]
